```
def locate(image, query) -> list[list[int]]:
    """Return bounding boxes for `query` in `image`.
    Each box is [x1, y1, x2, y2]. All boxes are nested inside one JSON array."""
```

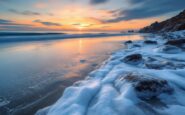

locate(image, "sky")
[[0, 0, 185, 32]]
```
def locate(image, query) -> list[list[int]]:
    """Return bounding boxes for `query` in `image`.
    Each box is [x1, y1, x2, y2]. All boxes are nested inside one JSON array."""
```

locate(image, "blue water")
[[0, 34, 143, 113]]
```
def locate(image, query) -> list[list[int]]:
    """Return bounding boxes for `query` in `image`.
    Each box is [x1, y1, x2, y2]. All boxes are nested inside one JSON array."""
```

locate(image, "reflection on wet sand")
[[0, 34, 143, 114]]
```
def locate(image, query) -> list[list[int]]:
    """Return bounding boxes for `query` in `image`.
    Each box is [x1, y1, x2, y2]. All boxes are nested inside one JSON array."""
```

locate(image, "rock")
[[139, 10, 185, 33], [80, 59, 86, 63], [144, 40, 157, 44], [135, 79, 172, 99], [145, 59, 185, 70], [91, 63, 98, 67], [165, 39, 185, 48], [157, 45, 182, 54], [123, 73, 173, 99], [122, 54, 143, 64], [124, 40, 132, 44]]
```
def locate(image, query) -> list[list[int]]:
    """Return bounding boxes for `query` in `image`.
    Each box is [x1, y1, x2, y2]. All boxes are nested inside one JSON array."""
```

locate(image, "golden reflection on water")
[[0, 34, 145, 100], [1, 35, 143, 54], [79, 39, 83, 53], [51, 35, 142, 55], [46, 35, 143, 78]]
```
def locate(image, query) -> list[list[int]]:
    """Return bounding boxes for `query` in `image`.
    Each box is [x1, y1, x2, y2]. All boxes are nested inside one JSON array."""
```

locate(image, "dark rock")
[[91, 63, 98, 67], [128, 30, 135, 33], [165, 39, 185, 48], [123, 73, 173, 99], [124, 40, 132, 44], [122, 54, 143, 64], [135, 79, 173, 99], [80, 59, 86, 63], [144, 40, 157, 44]]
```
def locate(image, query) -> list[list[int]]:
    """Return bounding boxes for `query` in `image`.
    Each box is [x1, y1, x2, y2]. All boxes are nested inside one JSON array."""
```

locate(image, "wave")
[[0, 32, 132, 43]]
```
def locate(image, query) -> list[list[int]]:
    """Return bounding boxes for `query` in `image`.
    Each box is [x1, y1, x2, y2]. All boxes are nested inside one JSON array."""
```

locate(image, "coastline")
[[36, 30, 185, 115], [1, 1, 185, 115], [0, 33, 137, 43]]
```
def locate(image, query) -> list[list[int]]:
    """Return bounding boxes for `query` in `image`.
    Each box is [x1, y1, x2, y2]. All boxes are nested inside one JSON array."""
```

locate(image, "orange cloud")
[[2, 3, 164, 32]]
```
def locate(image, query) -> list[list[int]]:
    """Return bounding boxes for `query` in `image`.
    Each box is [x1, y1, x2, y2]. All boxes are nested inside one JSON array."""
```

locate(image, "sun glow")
[[0, 2, 166, 32], [77, 26, 83, 31]]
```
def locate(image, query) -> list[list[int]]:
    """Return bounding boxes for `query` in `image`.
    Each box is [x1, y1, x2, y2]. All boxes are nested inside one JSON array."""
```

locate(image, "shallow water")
[[0, 34, 143, 113]]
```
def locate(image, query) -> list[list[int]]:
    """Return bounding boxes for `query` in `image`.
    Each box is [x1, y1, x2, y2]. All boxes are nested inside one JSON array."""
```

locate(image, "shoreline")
[[0, 33, 137, 43], [36, 30, 185, 115]]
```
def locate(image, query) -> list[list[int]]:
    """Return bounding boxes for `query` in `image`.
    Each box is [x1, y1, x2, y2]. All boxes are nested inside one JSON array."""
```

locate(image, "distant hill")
[[140, 10, 185, 33]]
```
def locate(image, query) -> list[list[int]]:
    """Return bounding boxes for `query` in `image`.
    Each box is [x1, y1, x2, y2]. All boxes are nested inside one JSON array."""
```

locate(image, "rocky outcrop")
[[120, 73, 173, 99], [140, 10, 185, 33]]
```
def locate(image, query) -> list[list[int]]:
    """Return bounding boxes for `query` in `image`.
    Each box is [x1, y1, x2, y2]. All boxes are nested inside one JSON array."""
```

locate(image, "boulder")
[[122, 54, 143, 64], [123, 73, 173, 99], [135, 79, 173, 99], [124, 40, 132, 44]]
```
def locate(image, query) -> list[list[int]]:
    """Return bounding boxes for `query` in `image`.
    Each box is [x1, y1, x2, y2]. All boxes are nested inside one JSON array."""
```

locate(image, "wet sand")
[[10, 63, 102, 115], [0, 35, 143, 115]]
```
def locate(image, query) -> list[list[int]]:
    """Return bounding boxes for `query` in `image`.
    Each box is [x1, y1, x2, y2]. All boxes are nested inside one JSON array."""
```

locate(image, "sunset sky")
[[0, 0, 185, 32]]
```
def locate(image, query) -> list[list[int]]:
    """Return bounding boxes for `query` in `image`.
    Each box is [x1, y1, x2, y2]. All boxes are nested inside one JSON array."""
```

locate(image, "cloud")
[[0, 19, 31, 26], [90, 0, 109, 5], [9, 9, 41, 16], [0, 25, 52, 31], [8, 9, 54, 16], [33, 19, 62, 26], [0, 19, 13, 25], [101, 25, 111, 28], [0, 19, 62, 31], [104, 0, 185, 22], [72, 23, 94, 27], [46, 13, 54, 16], [0, 18, 35, 31]]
